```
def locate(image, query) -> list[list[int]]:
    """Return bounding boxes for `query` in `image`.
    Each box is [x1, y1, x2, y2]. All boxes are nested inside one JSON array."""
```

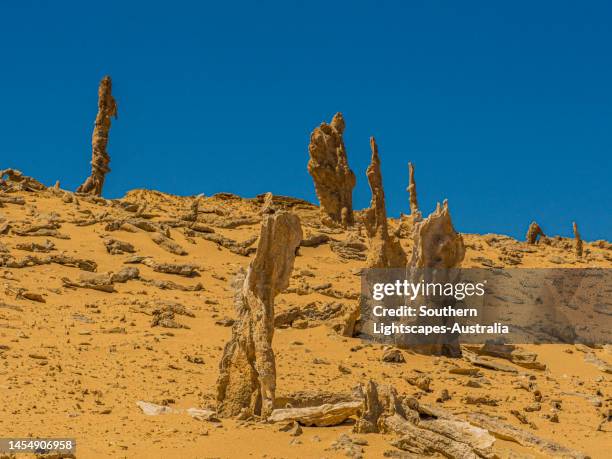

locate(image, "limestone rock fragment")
[[526, 221, 545, 244], [77, 76, 118, 196], [307, 113, 356, 227], [362, 137, 407, 268], [216, 211, 302, 418]]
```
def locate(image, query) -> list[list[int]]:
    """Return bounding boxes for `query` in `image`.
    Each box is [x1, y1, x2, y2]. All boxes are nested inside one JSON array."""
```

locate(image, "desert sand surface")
[[0, 177, 610, 459]]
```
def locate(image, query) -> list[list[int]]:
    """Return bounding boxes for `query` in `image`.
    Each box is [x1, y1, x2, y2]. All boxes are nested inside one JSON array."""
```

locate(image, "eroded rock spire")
[[77, 76, 118, 196], [573, 221, 583, 257], [307, 113, 356, 227], [362, 137, 407, 268], [216, 210, 302, 418], [407, 162, 421, 222]]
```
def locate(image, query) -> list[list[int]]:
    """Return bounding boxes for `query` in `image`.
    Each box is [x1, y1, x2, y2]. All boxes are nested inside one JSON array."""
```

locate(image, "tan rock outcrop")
[[526, 221, 545, 244], [573, 221, 583, 257], [77, 76, 117, 196], [362, 137, 407, 268], [307, 113, 356, 227], [217, 210, 302, 418]]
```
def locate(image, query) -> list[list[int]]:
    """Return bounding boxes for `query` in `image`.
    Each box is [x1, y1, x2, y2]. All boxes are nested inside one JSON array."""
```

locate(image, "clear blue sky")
[[2, 1, 610, 240]]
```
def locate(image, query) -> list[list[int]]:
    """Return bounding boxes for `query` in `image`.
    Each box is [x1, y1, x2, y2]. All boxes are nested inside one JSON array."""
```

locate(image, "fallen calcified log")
[[188, 230, 257, 256], [150, 232, 187, 255], [217, 210, 302, 418], [354, 380, 495, 458], [526, 221, 545, 244], [274, 391, 357, 409], [137, 401, 218, 422], [77, 76, 117, 196], [0, 254, 97, 272], [15, 240, 56, 253], [362, 137, 406, 268], [307, 113, 356, 227], [300, 233, 330, 247], [268, 401, 361, 427], [584, 351, 612, 373], [464, 343, 546, 371], [387, 415, 492, 459], [137, 258, 199, 277], [466, 412, 589, 459], [0, 195, 26, 205], [139, 278, 203, 291], [464, 352, 518, 373], [103, 238, 135, 254], [62, 272, 115, 293]]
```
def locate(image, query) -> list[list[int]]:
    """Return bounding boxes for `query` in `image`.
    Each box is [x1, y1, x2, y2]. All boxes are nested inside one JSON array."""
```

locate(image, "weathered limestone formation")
[[77, 76, 118, 196], [362, 137, 407, 268], [307, 113, 356, 227], [409, 200, 465, 268], [407, 162, 422, 222], [526, 221, 545, 244], [402, 200, 465, 356], [217, 210, 302, 418], [573, 221, 583, 257], [0, 169, 46, 192]]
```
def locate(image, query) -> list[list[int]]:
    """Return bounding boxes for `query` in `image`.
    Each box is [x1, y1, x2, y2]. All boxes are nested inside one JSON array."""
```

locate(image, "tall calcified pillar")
[[526, 221, 545, 244], [77, 76, 118, 196], [307, 113, 356, 227], [407, 162, 421, 221], [362, 137, 407, 268], [217, 209, 302, 418], [403, 200, 466, 356], [573, 221, 583, 257]]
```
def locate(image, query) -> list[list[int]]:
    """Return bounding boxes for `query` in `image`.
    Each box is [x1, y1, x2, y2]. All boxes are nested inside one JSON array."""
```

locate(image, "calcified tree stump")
[[77, 76, 117, 196], [526, 221, 545, 244], [216, 210, 302, 419], [407, 162, 422, 222], [409, 200, 465, 268], [307, 113, 356, 227], [573, 221, 583, 257], [403, 200, 465, 356], [362, 137, 407, 268]]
